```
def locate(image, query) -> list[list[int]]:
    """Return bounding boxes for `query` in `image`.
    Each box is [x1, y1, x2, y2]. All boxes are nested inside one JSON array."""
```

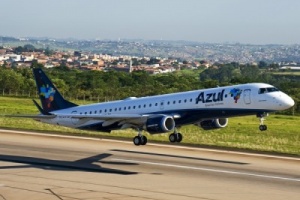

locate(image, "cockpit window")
[[258, 87, 279, 94]]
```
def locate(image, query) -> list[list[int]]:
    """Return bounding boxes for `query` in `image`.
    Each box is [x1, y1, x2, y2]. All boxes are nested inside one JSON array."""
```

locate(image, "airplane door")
[[71, 111, 79, 125], [243, 89, 251, 104]]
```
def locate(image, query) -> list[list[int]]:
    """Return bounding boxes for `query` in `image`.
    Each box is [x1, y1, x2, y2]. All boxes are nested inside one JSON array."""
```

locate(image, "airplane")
[[7, 68, 295, 146]]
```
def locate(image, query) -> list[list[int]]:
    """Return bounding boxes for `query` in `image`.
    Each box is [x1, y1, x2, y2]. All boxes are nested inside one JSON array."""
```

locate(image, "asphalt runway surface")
[[0, 129, 299, 200]]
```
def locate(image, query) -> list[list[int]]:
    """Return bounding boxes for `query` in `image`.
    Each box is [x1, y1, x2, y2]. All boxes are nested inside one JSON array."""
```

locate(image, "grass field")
[[271, 71, 300, 76], [0, 96, 299, 155]]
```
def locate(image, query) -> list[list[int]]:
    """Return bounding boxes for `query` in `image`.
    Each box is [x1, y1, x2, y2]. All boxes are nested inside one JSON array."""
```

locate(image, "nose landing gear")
[[257, 113, 268, 131]]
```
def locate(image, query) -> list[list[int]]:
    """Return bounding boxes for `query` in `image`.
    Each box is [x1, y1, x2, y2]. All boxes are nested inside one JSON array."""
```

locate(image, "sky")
[[1, 0, 300, 44]]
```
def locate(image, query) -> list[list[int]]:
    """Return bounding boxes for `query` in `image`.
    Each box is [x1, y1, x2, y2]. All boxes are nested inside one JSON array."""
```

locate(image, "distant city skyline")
[[1, 0, 300, 45]]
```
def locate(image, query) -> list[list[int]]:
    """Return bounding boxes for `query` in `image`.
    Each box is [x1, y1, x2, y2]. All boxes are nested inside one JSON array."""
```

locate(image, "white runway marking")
[[112, 158, 300, 183]]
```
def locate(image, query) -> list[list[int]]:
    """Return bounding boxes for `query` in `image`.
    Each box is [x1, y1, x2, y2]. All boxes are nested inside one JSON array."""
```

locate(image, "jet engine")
[[197, 118, 228, 130], [145, 115, 175, 134]]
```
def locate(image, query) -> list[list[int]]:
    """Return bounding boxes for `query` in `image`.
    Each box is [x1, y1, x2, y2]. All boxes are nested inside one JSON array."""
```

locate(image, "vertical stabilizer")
[[33, 68, 77, 112]]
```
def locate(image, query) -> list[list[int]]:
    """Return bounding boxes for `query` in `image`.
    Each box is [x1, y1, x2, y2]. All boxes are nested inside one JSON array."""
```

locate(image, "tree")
[[269, 63, 280, 70], [24, 44, 36, 51], [258, 61, 268, 68], [44, 47, 54, 56], [30, 60, 44, 69], [0, 68, 24, 93], [131, 58, 139, 66], [147, 57, 160, 65], [199, 64, 237, 84], [52, 78, 69, 95], [240, 65, 261, 81], [14, 46, 24, 54]]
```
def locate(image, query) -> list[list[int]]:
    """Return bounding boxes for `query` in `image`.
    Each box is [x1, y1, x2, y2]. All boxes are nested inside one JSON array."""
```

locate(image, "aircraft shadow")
[[111, 149, 249, 165], [0, 153, 138, 175]]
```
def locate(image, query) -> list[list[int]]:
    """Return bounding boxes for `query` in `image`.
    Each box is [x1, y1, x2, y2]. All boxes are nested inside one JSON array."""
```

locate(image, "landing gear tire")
[[257, 113, 268, 132], [133, 136, 148, 146], [169, 133, 176, 143], [176, 133, 183, 142], [169, 133, 183, 143], [259, 125, 267, 131], [133, 136, 141, 146], [141, 136, 147, 145]]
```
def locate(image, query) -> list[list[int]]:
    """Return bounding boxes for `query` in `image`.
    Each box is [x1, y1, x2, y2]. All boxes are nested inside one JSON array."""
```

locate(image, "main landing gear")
[[257, 113, 268, 131], [133, 129, 147, 146], [133, 128, 183, 146], [169, 128, 183, 143]]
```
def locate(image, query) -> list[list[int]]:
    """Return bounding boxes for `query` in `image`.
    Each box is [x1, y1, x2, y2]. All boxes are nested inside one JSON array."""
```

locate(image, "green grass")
[[271, 71, 300, 76], [0, 96, 299, 155]]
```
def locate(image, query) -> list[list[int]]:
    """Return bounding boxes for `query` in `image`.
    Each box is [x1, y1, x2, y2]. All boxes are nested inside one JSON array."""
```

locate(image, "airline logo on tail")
[[39, 84, 56, 108]]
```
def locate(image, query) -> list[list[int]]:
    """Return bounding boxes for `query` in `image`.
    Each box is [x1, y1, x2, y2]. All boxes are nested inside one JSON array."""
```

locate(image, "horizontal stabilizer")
[[5, 114, 56, 119], [32, 99, 51, 115]]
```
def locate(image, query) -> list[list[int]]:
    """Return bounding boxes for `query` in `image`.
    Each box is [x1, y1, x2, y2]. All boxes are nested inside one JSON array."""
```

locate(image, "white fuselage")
[[39, 83, 294, 130]]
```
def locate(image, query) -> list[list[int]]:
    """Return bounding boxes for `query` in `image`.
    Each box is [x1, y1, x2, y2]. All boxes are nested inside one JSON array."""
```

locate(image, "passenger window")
[[179, 100, 181, 103], [155, 103, 158, 106]]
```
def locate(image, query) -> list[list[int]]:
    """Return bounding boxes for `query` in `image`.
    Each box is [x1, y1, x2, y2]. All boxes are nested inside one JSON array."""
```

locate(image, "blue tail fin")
[[33, 68, 77, 112]]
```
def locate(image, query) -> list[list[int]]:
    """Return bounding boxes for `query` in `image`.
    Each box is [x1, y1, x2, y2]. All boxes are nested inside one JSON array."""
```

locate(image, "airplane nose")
[[287, 97, 295, 107], [282, 95, 295, 109]]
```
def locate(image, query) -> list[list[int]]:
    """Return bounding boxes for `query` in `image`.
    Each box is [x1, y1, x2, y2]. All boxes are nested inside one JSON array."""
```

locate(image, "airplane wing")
[[58, 113, 181, 121], [60, 113, 147, 120], [5, 113, 181, 128], [6, 113, 181, 120], [59, 113, 150, 127]]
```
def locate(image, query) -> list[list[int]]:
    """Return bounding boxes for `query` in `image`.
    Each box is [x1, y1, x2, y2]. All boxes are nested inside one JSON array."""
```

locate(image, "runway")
[[0, 129, 299, 200]]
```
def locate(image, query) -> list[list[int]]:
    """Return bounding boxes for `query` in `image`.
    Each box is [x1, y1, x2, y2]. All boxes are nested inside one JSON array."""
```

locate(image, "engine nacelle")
[[198, 118, 228, 130], [145, 115, 175, 134]]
